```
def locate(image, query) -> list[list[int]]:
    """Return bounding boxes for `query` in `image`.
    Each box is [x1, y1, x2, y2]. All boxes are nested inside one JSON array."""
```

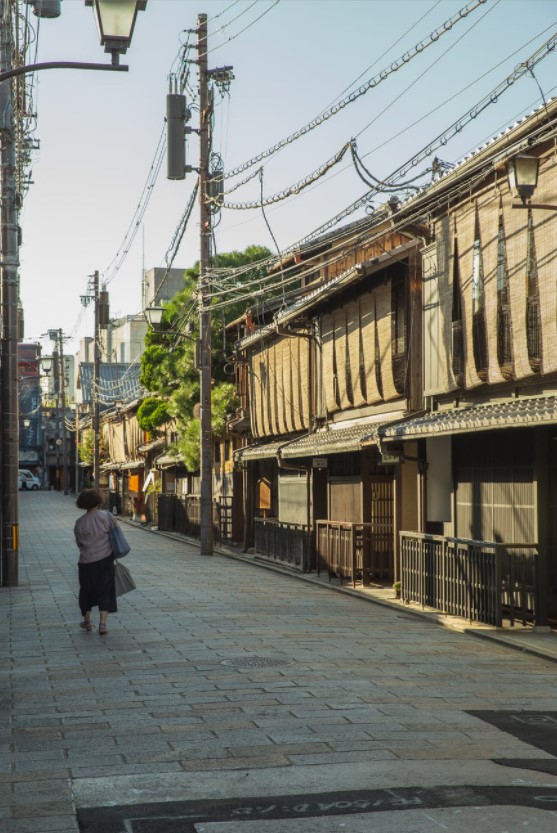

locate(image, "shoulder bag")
[[107, 514, 131, 558], [114, 559, 136, 596]]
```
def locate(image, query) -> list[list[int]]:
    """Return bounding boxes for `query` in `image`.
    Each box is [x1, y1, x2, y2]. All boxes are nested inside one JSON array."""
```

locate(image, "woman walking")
[[74, 488, 117, 635]]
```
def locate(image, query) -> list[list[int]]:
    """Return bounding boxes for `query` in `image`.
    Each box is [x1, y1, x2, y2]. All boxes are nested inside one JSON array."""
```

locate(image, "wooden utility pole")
[[58, 329, 69, 495], [0, 2, 19, 586], [197, 13, 213, 556], [93, 270, 100, 488]]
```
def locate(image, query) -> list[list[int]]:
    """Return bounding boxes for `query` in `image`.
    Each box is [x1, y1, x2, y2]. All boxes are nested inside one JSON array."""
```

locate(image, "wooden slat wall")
[[478, 192, 506, 384], [533, 155, 557, 375]]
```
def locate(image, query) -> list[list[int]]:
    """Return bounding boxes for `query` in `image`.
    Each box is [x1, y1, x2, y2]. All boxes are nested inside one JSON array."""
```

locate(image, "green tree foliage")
[[140, 245, 270, 469], [79, 429, 108, 467], [136, 396, 171, 436]]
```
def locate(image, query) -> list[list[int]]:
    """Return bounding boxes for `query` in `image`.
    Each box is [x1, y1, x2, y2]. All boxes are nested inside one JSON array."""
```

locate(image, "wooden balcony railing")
[[400, 532, 538, 626], [316, 520, 393, 587]]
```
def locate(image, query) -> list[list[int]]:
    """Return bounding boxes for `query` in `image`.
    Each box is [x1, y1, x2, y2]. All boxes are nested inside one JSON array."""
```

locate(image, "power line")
[[221, 0, 488, 181]]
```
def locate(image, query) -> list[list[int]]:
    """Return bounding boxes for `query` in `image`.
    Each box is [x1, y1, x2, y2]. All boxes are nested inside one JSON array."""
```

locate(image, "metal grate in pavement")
[[220, 656, 292, 667]]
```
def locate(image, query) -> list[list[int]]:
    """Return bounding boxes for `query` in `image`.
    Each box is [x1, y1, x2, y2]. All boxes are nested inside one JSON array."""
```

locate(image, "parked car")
[[19, 470, 40, 490]]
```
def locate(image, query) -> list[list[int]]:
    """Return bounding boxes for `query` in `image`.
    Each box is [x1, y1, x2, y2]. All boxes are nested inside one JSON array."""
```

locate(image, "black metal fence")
[[253, 518, 310, 571], [400, 532, 538, 626], [157, 493, 227, 543]]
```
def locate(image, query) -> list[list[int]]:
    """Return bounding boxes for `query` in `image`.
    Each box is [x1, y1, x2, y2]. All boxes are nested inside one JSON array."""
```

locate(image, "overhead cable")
[[220, 143, 351, 209], [222, 0, 488, 181]]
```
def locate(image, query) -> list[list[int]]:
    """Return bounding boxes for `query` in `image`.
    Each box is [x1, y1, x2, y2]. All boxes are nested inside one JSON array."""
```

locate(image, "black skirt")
[[78, 554, 117, 615]]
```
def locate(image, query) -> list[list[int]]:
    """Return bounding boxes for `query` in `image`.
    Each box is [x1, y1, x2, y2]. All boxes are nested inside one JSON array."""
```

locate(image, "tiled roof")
[[234, 437, 301, 463], [235, 414, 402, 461], [381, 396, 557, 440], [281, 421, 388, 458]]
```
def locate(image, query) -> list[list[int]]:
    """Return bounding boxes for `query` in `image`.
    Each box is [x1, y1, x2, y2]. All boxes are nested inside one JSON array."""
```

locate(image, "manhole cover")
[[220, 656, 292, 668]]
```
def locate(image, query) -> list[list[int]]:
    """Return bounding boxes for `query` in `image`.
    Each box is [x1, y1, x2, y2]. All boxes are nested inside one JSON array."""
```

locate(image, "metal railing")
[[253, 518, 309, 571], [316, 520, 392, 587], [400, 532, 538, 626], [157, 493, 221, 543]]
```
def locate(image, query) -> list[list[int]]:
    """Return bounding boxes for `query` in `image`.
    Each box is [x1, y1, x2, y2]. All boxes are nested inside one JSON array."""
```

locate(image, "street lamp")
[[86, 0, 147, 65], [145, 306, 197, 342], [0, 0, 145, 588], [40, 357, 52, 375], [507, 153, 557, 210]]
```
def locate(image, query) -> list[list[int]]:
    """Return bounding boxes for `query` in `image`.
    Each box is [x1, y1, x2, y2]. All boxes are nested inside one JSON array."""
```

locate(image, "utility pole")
[[197, 13, 213, 556], [0, 2, 19, 586], [93, 270, 100, 488], [58, 329, 68, 495], [80, 270, 102, 489]]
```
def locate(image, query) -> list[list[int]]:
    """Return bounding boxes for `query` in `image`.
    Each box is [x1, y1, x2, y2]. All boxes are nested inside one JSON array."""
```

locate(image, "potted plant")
[[393, 581, 401, 599]]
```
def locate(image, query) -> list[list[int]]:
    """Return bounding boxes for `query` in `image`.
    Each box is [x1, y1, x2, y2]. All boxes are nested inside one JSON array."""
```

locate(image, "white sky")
[[18, 0, 557, 355]]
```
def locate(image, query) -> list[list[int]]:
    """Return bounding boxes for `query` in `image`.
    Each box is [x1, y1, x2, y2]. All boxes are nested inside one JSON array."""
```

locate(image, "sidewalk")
[[130, 517, 557, 666], [3, 491, 557, 833]]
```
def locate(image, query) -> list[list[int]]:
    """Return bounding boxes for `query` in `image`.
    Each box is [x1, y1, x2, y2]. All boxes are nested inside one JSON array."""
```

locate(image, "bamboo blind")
[[501, 183, 530, 380], [360, 290, 381, 404], [298, 337, 310, 427], [333, 308, 350, 409], [267, 343, 277, 436], [533, 155, 557, 375], [321, 312, 338, 413], [249, 358, 262, 438], [438, 215, 457, 392], [454, 200, 482, 389], [375, 282, 398, 401], [346, 299, 366, 407], [478, 191, 506, 385]]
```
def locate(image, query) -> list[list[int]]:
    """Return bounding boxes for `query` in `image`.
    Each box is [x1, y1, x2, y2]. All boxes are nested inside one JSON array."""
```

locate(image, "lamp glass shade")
[[40, 358, 52, 374], [508, 154, 539, 202], [145, 306, 164, 327], [92, 0, 139, 49]]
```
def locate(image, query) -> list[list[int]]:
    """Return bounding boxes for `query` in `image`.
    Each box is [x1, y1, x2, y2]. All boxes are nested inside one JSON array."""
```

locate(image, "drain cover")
[[220, 656, 292, 668]]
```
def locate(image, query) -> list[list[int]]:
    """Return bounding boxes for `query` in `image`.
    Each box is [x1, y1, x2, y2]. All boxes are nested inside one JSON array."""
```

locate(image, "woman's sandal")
[[80, 619, 92, 632], [99, 623, 108, 635]]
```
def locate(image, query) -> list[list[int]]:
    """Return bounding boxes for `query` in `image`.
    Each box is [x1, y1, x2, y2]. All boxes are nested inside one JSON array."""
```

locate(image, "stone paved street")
[[2, 491, 557, 832]]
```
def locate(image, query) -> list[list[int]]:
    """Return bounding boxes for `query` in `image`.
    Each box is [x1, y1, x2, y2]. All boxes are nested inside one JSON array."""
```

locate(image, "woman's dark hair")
[[76, 489, 103, 510]]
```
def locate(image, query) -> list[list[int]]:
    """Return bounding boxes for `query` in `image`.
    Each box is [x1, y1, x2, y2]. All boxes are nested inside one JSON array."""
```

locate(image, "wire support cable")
[[102, 126, 166, 285], [221, 0, 488, 181], [296, 27, 557, 249], [197, 27, 557, 294], [220, 142, 351, 210]]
